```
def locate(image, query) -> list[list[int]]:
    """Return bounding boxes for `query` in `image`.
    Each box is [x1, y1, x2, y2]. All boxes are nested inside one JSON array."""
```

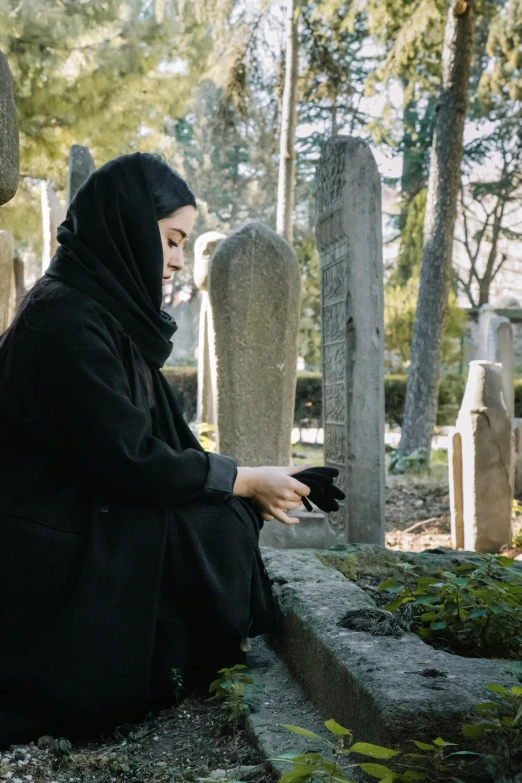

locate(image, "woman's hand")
[[234, 463, 312, 526]]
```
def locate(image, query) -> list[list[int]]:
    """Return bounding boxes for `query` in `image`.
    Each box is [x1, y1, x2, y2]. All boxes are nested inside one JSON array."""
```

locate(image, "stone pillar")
[[478, 304, 514, 417], [0, 52, 19, 205], [315, 136, 385, 545], [0, 231, 16, 333], [66, 144, 95, 207], [41, 182, 66, 273], [193, 231, 225, 426], [208, 220, 300, 466], [512, 418, 522, 498], [452, 361, 513, 553], [448, 431, 464, 548]]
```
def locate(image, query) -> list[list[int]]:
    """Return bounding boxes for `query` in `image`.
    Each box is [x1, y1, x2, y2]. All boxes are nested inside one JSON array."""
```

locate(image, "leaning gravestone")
[[208, 220, 300, 466], [41, 182, 66, 273], [315, 136, 385, 545], [0, 52, 19, 205], [193, 231, 225, 426], [66, 144, 95, 207], [450, 361, 513, 553], [0, 231, 16, 333]]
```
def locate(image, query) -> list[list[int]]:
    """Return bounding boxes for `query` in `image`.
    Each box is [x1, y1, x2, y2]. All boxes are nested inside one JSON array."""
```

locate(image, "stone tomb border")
[[260, 545, 522, 757]]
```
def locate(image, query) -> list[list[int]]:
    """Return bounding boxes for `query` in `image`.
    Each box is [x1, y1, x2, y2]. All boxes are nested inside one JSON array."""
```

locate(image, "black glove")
[[295, 466, 345, 513]]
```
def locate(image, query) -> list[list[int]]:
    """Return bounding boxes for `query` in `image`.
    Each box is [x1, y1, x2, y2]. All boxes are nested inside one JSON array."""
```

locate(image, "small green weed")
[[378, 554, 522, 658], [170, 667, 184, 701], [274, 720, 478, 782], [388, 447, 429, 475], [208, 664, 261, 731], [462, 683, 522, 782]]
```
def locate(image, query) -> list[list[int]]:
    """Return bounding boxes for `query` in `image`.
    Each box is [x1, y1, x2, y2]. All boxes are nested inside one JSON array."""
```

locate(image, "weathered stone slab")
[[315, 136, 385, 544], [512, 418, 522, 497], [0, 52, 19, 205], [261, 546, 522, 757], [0, 231, 16, 333], [41, 182, 66, 273], [260, 508, 340, 549], [208, 220, 300, 466], [193, 231, 225, 426], [66, 144, 95, 207], [451, 361, 513, 553]]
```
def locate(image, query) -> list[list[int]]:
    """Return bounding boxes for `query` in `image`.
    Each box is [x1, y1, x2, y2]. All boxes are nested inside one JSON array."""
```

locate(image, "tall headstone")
[[0, 52, 19, 205], [450, 361, 513, 553], [208, 220, 300, 466], [66, 144, 95, 207], [41, 182, 66, 273], [315, 136, 385, 545], [0, 231, 16, 333], [193, 231, 225, 426], [478, 304, 514, 417]]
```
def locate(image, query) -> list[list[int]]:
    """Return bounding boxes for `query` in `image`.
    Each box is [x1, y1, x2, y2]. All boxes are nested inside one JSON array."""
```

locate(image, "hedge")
[[161, 367, 475, 427]]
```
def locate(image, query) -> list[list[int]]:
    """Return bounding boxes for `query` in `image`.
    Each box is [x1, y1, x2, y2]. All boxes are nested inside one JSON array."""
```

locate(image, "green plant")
[[275, 721, 477, 782], [170, 667, 184, 701], [388, 447, 429, 475], [208, 664, 260, 731], [462, 683, 522, 782], [378, 555, 522, 658]]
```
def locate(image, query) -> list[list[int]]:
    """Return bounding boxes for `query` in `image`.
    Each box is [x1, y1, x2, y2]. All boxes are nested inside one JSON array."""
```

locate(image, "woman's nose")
[[170, 249, 184, 272]]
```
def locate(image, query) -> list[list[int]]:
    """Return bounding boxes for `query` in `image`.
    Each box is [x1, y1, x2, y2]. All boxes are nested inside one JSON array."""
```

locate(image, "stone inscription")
[[322, 260, 345, 306], [323, 300, 345, 344], [324, 382, 345, 423], [324, 423, 345, 464], [323, 343, 345, 384]]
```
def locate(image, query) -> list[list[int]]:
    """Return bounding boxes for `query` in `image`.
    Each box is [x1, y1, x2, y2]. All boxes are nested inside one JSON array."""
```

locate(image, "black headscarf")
[[46, 152, 178, 368]]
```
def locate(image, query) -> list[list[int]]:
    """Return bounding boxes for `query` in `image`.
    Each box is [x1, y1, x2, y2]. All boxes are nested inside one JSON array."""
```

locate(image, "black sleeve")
[[35, 316, 237, 506]]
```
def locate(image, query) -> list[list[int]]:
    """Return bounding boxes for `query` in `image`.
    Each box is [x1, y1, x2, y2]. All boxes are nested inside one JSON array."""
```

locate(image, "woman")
[[0, 152, 313, 747]]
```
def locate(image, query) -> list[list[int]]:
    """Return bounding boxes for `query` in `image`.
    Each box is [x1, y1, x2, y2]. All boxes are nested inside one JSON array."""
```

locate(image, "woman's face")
[[158, 205, 196, 285]]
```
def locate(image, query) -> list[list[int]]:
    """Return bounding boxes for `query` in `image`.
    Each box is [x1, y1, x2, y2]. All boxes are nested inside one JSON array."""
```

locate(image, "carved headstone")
[[208, 220, 300, 466], [41, 182, 66, 273], [66, 144, 95, 207], [0, 52, 19, 205], [450, 361, 513, 553], [0, 231, 16, 333], [193, 231, 225, 426], [315, 136, 385, 544]]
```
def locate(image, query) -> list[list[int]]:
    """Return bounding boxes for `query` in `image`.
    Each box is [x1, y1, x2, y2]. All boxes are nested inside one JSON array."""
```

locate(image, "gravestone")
[[193, 231, 225, 426], [0, 231, 16, 333], [478, 303, 514, 417], [0, 52, 19, 205], [450, 361, 513, 553], [512, 418, 522, 498], [208, 220, 300, 466], [66, 144, 95, 207], [315, 136, 385, 545], [41, 182, 66, 273]]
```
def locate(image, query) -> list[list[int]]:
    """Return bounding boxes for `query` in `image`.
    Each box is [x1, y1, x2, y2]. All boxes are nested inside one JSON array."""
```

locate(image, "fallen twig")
[[401, 517, 446, 535]]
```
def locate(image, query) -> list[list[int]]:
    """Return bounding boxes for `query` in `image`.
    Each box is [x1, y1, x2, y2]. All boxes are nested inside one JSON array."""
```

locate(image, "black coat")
[[0, 281, 275, 747]]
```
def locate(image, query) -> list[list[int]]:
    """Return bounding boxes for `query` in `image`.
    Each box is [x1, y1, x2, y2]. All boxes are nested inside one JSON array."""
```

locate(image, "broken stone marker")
[[66, 144, 95, 207], [208, 220, 300, 466], [41, 182, 66, 273], [450, 361, 513, 553], [0, 231, 16, 333], [0, 52, 19, 205], [315, 136, 385, 545], [448, 430, 464, 549], [193, 231, 225, 426]]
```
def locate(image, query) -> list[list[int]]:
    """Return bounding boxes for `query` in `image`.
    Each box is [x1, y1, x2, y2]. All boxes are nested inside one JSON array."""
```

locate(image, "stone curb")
[[260, 547, 522, 753], [244, 638, 366, 782]]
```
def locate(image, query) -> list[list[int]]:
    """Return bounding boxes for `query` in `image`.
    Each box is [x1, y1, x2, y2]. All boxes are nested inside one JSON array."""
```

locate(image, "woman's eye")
[[168, 240, 178, 248]]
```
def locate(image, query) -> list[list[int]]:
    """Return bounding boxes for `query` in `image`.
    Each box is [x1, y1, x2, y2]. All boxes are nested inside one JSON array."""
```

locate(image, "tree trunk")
[[399, 0, 474, 457], [276, 0, 299, 244]]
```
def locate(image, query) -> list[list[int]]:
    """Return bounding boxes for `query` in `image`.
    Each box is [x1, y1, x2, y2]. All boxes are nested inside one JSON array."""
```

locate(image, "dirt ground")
[[0, 694, 272, 783], [385, 475, 453, 552]]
